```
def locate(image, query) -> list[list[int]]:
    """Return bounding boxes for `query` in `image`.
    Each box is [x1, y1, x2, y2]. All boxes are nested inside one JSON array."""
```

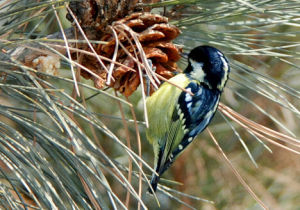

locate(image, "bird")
[[146, 45, 230, 193]]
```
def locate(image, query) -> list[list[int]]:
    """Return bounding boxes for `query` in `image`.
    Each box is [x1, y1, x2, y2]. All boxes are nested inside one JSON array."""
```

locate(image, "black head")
[[184, 45, 230, 91]]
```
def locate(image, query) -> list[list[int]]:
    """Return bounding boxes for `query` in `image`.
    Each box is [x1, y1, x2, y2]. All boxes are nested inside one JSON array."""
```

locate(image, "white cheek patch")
[[190, 59, 205, 82]]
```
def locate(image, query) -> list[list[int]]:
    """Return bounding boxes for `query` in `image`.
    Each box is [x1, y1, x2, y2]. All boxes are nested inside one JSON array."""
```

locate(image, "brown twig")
[[219, 103, 300, 147], [52, 2, 80, 96], [126, 97, 143, 210], [207, 128, 268, 210], [112, 25, 150, 127], [155, 73, 194, 96], [43, 43, 136, 73], [115, 91, 133, 208], [218, 103, 300, 154], [66, 4, 111, 76]]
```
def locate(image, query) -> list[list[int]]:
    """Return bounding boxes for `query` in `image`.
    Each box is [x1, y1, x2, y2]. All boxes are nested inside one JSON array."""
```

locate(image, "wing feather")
[[161, 81, 221, 173], [146, 76, 221, 176], [146, 74, 190, 174]]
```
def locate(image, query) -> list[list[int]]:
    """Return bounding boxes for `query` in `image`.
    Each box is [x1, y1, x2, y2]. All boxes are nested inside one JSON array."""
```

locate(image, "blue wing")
[[180, 81, 220, 137], [160, 81, 221, 174]]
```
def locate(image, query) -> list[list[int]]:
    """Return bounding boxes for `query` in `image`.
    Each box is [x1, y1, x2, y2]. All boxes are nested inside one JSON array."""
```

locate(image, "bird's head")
[[184, 45, 230, 91]]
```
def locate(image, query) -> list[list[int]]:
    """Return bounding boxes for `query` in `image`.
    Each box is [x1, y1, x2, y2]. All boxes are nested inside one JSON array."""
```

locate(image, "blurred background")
[[0, 1, 299, 209]]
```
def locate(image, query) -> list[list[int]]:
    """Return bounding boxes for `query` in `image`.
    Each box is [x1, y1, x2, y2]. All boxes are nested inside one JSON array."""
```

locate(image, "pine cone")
[[67, 0, 139, 37], [76, 12, 181, 96]]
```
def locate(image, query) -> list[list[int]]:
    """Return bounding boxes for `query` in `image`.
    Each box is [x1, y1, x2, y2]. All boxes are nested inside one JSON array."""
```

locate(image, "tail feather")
[[148, 174, 160, 194]]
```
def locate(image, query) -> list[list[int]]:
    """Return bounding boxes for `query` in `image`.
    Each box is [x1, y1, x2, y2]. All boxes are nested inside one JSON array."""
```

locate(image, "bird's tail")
[[147, 174, 160, 194]]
